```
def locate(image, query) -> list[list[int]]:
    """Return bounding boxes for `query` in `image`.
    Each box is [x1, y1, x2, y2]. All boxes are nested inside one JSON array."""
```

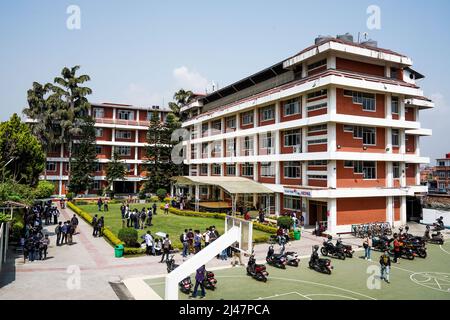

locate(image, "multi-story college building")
[[435, 153, 450, 194], [181, 34, 434, 233], [43, 103, 171, 196]]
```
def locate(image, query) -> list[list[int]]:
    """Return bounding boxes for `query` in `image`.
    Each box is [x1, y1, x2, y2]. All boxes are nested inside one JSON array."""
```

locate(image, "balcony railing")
[[94, 118, 150, 127]]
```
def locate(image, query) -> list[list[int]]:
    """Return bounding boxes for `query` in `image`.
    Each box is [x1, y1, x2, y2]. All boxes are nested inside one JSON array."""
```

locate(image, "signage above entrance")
[[284, 187, 312, 197]]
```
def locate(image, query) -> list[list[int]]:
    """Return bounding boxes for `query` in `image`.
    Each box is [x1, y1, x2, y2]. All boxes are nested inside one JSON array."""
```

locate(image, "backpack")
[[180, 234, 184, 243], [55, 225, 61, 234], [163, 239, 170, 249]]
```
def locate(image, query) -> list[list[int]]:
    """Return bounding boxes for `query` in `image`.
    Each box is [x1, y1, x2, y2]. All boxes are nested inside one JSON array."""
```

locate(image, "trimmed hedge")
[[67, 202, 124, 249]]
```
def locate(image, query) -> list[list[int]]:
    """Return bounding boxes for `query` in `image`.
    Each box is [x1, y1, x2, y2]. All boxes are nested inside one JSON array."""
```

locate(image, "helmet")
[[313, 245, 319, 250], [405, 225, 409, 231], [440, 216, 443, 220], [327, 235, 333, 240]]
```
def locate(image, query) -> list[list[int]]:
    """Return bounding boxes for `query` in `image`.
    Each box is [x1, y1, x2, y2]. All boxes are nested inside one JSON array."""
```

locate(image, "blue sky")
[[0, 0, 449, 161]]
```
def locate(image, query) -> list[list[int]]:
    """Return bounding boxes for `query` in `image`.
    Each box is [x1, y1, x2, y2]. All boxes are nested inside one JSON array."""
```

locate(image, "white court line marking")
[[439, 245, 450, 255], [255, 291, 312, 300], [215, 275, 376, 300], [304, 293, 358, 300]]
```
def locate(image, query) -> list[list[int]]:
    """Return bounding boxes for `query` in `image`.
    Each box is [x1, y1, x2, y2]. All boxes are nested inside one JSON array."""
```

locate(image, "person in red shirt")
[[392, 233, 401, 263]]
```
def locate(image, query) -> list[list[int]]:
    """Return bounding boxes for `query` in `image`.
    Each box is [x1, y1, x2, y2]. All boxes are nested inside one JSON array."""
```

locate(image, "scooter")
[[280, 245, 300, 267], [336, 237, 354, 258], [247, 252, 269, 282], [166, 255, 193, 294], [433, 217, 445, 232], [405, 241, 427, 259], [321, 236, 346, 260], [266, 245, 287, 269], [309, 245, 333, 275], [423, 226, 444, 245], [203, 270, 218, 290]]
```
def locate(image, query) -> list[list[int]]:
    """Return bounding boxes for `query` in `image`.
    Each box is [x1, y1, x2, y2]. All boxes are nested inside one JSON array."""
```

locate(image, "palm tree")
[[50, 66, 92, 188], [169, 89, 194, 118]]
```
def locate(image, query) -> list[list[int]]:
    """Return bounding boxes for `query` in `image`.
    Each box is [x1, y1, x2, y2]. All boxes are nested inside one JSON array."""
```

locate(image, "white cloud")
[[172, 66, 208, 92], [123, 83, 164, 106]]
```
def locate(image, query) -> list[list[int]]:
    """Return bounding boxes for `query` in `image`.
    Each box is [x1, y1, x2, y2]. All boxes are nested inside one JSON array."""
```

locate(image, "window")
[[46, 162, 56, 172], [343, 125, 354, 132], [201, 143, 208, 158], [212, 141, 222, 157], [260, 132, 274, 154], [362, 161, 376, 179], [190, 144, 198, 160], [226, 116, 236, 130], [261, 162, 275, 177], [308, 124, 327, 133], [307, 59, 327, 71], [344, 90, 376, 111], [211, 120, 222, 135], [391, 96, 399, 114], [283, 98, 301, 116], [94, 163, 102, 172], [95, 146, 102, 155], [117, 110, 134, 120], [200, 164, 208, 175], [307, 102, 327, 111], [226, 138, 236, 157], [283, 196, 302, 210], [242, 163, 254, 177], [307, 138, 327, 145], [354, 161, 363, 174], [147, 111, 161, 121], [93, 180, 101, 190], [226, 164, 236, 176], [390, 67, 398, 79], [117, 146, 131, 156], [95, 128, 103, 138], [308, 175, 327, 180], [309, 160, 327, 166], [438, 161, 445, 167], [392, 129, 400, 147], [201, 123, 209, 137], [212, 164, 221, 175], [284, 129, 301, 147], [200, 186, 208, 195], [362, 127, 376, 145], [243, 137, 254, 156], [284, 161, 301, 178], [260, 105, 275, 121], [307, 89, 327, 100], [344, 160, 353, 168], [393, 162, 400, 179], [241, 111, 254, 125], [116, 130, 132, 139], [93, 107, 104, 119]]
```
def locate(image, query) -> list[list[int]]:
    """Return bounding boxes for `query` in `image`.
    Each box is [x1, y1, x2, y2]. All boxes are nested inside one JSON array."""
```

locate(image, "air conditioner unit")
[[293, 145, 302, 153]]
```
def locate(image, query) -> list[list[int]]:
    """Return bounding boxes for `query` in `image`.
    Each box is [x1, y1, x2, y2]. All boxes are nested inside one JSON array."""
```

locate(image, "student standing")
[[191, 265, 206, 299], [144, 231, 154, 255], [160, 235, 171, 263], [55, 222, 63, 246], [92, 215, 98, 237], [194, 230, 202, 253], [71, 214, 79, 234], [181, 229, 189, 258], [164, 202, 169, 215], [97, 198, 103, 211], [379, 250, 391, 283], [364, 232, 372, 261], [97, 217, 104, 237]]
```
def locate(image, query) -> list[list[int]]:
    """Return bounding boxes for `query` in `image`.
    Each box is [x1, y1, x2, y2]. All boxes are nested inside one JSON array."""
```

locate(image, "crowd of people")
[[119, 202, 158, 229]]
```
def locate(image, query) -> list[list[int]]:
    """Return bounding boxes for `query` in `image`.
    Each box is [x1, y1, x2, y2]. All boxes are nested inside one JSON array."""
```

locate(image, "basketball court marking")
[[304, 293, 359, 300], [439, 245, 450, 256], [255, 292, 312, 300], [410, 272, 450, 293], [215, 275, 377, 300]]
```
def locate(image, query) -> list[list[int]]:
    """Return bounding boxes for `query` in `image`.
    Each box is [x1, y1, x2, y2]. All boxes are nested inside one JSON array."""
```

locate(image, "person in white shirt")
[[203, 228, 210, 247], [144, 231, 154, 256]]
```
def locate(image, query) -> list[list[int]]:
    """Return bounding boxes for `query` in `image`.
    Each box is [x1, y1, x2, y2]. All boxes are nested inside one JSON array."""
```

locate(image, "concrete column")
[[195, 184, 200, 212], [253, 193, 258, 208], [302, 95, 307, 118], [386, 94, 392, 120], [303, 198, 309, 225], [328, 86, 337, 116], [133, 181, 137, 194], [235, 137, 241, 157], [327, 122, 337, 153], [274, 130, 281, 155], [220, 139, 225, 158], [253, 108, 258, 128], [275, 193, 281, 216], [113, 107, 116, 120], [327, 198, 337, 234], [415, 164, 421, 186], [253, 134, 258, 156], [275, 101, 281, 123], [386, 127, 392, 153], [385, 65, 391, 78], [275, 161, 281, 185], [207, 163, 211, 176], [112, 129, 116, 143], [327, 55, 336, 69], [253, 162, 258, 182], [221, 117, 225, 134], [386, 161, 393, 188], [58, 180, 63, 196], [301, 62, 307, 78], [400, 162, 406, 187], [302, 127, 307, 153], [415, 136, 420, 156], [399, 96, 406, 121], [236, 162, 241, 176], [301, 162, 308, 186], [386, 196, 394, 226], [327, 160, 337, 188], [399, 129, 406, 154], [400, 196, 407, 225]]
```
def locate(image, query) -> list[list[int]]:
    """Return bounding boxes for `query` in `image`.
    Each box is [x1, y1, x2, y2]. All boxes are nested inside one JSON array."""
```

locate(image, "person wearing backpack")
[[92, 215, 98, 237], [97, 217, 105, 237], [71, 214, 79, 235], [181, 229, 189, 258], [146, 208, 153, 226], [160, 235, 171, 263], [55, 222, 63, 246], [194, 230, 202, 253], [379, 250, 391, 283], [140, 209, 146, 229]]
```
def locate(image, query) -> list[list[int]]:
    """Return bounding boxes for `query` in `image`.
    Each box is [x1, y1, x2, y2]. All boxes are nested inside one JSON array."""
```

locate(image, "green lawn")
[[145, 240, 450, 300], [76, 202, 269, 248]]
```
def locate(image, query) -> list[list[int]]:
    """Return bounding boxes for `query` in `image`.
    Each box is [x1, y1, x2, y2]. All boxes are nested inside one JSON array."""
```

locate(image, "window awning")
[[171, 176, 274, 195]]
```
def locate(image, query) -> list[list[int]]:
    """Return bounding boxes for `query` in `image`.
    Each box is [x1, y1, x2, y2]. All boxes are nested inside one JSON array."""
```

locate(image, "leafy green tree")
[[105, 151, 127, 197], [34, 180, 56, 199], [169, 89, 194, 121], [0, 114, 45, 186], [68, 116, 97, 194]]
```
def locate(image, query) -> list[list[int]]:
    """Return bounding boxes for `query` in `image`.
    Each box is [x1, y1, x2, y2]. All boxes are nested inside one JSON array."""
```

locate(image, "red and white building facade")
[[43, 103, 170, 196], [182, 36, 434, 234]]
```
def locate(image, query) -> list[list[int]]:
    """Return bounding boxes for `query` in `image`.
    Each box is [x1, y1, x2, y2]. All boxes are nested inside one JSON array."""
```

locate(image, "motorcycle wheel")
[[346, 252, 353, 258], [325, 268, 332, 275], [308, 261, 314, 269], [320, 247, 328, 256], [339, 253, 345, 260], [406, 253, 415, 260], [418, 250, 427, 259]]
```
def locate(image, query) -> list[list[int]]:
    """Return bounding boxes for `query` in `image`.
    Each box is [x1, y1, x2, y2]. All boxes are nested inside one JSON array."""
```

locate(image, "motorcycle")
[[166, 255, 193, 294], [247, 252, 269, 282], [321, 236, 345, 260], [266, 245, 287, 269], [423, 229, 444, 245], [432, 217, 445, 232], [280, 245, 300, 267], [309, 245, 333, 275], [203, 270, 218, 290], [405, 241, 427, 259], [336, 237, 354, 258], [390, 242, 415, 260], [372, 235, 391, 252]]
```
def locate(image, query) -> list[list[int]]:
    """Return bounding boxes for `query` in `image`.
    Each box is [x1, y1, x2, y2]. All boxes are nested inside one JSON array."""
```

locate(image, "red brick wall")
[[336, 161, 386, 188], [394, 197, 400, 221], [406, 164, 417, 185], [336, 58, 385, 77], [258, 163, 275, 184], [308, 144, 327, 152], [308, 179, 327, 187], [96, 128, 112, 141], [405, 107, 415, 121], [280, 162, 302, 186], [406, 135, 416, 154], [337, 197, 386, 225], [336, 88, 385, 118], [336, 124, 386, 153]]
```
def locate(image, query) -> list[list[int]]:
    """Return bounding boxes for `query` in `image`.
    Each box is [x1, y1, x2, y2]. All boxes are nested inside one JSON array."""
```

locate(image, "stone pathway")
[[0, 204, 366, 300]]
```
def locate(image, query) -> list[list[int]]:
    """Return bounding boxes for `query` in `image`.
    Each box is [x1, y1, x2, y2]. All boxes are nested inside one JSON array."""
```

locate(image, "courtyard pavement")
[[1, 203, 436, 300]]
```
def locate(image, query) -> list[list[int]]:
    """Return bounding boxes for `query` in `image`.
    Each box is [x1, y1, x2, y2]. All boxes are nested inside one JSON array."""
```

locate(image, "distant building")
[[434, 153, 450, 194]]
